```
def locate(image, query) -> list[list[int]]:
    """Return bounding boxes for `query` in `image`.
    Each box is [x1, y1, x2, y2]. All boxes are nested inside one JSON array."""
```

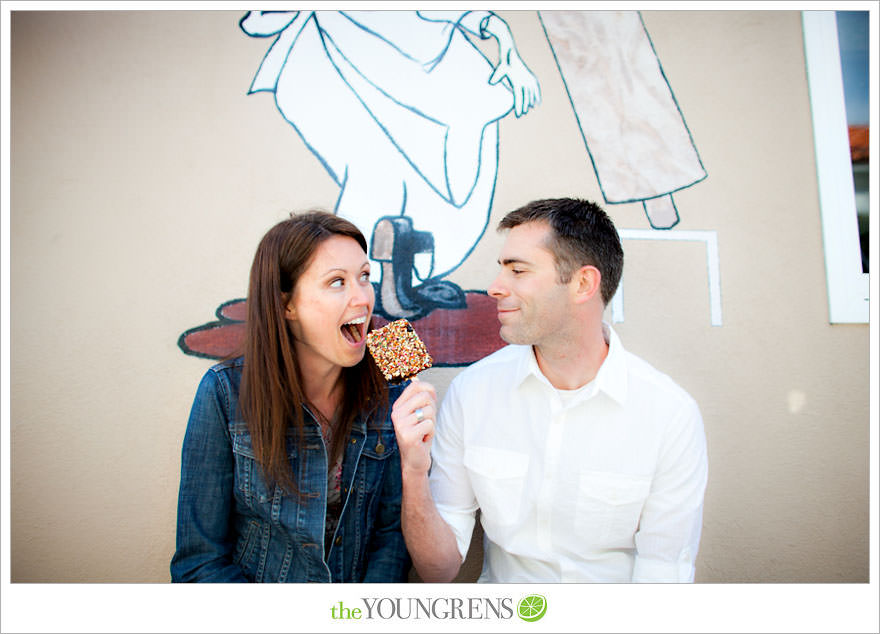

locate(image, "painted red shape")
[[179, 322, 245, 360], [179, 292, 506, 366], [219, 301, 247, 321]]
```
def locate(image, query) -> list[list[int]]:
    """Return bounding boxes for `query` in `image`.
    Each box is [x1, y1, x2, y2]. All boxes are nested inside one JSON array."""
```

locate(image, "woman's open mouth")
[[341, 315, 367, 345]]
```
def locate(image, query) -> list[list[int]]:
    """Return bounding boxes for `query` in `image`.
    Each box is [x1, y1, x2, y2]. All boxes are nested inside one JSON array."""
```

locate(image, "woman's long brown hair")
[[239, 211, 388, 494]]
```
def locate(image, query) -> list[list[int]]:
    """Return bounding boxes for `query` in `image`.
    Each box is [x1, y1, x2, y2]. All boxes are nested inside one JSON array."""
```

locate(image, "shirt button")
[[375, 443, 385, 454], [334, 536, 342, 546], [350, 438, 357, 444]]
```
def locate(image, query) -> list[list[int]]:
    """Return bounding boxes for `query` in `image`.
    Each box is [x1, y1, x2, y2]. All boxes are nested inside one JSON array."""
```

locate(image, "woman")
[[171, 211, 418, 582]]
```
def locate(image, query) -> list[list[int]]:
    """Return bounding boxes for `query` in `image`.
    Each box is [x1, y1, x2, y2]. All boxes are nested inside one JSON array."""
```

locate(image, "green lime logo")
[[517, 594, 547, 622]]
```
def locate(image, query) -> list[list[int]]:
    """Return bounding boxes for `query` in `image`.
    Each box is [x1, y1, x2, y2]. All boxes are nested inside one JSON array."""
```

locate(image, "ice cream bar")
[[366, 319, 433, 382]]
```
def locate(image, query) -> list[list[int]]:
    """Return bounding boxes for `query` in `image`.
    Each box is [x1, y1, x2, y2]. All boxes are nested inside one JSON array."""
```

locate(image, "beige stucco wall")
[[8, 9, 869, 586]]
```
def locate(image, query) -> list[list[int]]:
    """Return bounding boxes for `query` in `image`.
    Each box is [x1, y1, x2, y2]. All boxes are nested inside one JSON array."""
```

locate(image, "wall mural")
[[540, 11, 707, 229], [179, 10, 719, 364]]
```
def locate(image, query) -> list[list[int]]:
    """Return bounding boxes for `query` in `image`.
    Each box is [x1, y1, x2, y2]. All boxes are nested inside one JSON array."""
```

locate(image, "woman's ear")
[[282, 292, 296, 320], [573, 265, 602, 304]]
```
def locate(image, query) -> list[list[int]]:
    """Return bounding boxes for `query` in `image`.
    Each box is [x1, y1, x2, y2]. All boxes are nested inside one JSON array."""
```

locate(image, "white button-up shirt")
[[430, 324, 708, 582]]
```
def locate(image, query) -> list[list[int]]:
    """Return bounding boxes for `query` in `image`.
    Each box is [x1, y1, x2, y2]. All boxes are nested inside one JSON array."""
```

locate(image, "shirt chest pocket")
[[575, 471, 651, 548], [463, 447, 529, 527]]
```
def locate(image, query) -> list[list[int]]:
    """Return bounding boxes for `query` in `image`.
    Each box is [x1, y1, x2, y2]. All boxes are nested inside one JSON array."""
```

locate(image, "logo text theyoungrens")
[[330, 597, 514, 620]]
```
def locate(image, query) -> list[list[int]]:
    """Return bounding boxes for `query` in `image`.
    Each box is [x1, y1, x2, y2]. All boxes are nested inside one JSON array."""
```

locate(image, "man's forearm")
[[400, 470, 462, 583]]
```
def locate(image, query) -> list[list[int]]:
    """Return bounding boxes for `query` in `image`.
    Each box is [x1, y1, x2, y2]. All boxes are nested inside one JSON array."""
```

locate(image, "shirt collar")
[[596, 323, 628, 406], [514, 322, 629, 407]]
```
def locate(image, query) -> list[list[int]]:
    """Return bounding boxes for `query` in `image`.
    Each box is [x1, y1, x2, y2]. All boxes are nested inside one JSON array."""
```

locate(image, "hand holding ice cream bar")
[[366, 319, 433, 382]]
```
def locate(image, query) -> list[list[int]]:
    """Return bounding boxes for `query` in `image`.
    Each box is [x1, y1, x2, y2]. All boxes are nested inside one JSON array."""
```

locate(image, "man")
[[391, 198, 708, 582]]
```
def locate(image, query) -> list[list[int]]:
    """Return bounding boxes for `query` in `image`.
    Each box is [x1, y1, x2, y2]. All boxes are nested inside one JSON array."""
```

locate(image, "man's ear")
[[572, 265, 602, 304]]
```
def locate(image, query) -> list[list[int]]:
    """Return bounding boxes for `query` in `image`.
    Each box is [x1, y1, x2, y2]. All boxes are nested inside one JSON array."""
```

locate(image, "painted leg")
[[369, 216, 466, 320], [370, 217, 424, 320]]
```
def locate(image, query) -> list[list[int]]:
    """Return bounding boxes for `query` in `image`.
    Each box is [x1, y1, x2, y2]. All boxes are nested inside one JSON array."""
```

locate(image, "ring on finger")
[[414, 408, 425, 422]]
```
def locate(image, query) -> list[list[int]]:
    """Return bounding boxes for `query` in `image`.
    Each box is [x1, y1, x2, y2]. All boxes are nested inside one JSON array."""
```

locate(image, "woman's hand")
[[390, 379, 437, 477]]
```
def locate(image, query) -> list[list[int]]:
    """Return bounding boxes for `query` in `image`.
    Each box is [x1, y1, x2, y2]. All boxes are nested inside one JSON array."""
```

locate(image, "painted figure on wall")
[[179, 10, 717, 362], [240, 10, 541, 320]]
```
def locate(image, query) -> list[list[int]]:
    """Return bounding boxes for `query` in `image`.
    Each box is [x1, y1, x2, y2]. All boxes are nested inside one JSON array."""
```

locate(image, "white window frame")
[[802, 10, 869, 323]]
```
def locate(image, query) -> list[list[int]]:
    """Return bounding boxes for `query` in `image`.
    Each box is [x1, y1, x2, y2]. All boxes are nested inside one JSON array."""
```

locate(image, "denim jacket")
[[171, 358, 411, 582]]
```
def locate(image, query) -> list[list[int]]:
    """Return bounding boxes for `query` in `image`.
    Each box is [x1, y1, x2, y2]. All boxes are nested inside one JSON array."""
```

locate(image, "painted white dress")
[[242, 10, 537, 279]]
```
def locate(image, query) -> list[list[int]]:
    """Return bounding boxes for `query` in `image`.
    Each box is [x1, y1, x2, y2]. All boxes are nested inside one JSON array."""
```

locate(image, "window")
[[802, 10, 870, 323]]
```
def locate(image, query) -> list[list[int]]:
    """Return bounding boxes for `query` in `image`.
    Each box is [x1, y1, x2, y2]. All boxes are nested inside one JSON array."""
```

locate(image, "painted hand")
[[489, 48, 542, 117]]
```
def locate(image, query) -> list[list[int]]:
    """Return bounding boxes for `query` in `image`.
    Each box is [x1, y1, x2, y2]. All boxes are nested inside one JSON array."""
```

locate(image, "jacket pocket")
[[232, 432, 275, 507], [232, 518, 260, 579], [358, 427, 397, 497], [463, 447, 529, 527], [575, 471, 651, 548], [361, 427, 397, 461]]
